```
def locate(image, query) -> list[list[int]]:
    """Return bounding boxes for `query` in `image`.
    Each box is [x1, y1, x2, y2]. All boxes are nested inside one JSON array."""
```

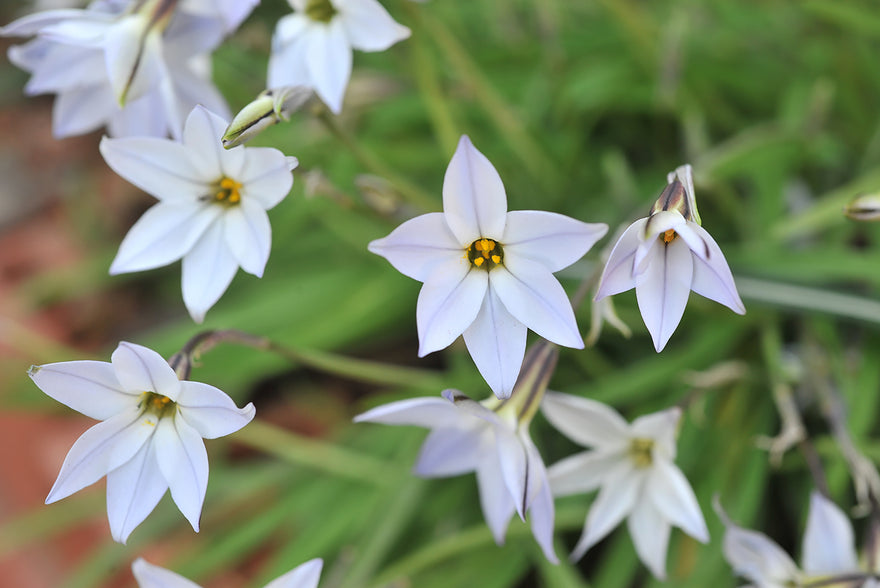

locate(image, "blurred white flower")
[[718, 491, 873, 588], [595, 165, 745, 352], [2, 0, 236, 138], [268, 0, 411, 113], [543, 393, 708, 579], [179, 0, 260, 33], [133, 557, 323, 588], [101, 106, 296, 322], [355, 342, 560, 562], [369, 135, 607, 398], [29, 342, 255, 543]]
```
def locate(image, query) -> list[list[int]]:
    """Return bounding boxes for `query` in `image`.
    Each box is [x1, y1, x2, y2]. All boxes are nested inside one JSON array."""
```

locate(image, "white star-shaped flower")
[[268, 0, 411, 114], [2, 0, 233, 138], [542, 392, 708, 579], [594, 164, 745, 352], [355, 342, 560, 562], [29, 341, 256, 543], [100, 105, 296, 322], [369, 135, 608, 398], [718, 491, 872, 588], [132, 557, 323, 588]]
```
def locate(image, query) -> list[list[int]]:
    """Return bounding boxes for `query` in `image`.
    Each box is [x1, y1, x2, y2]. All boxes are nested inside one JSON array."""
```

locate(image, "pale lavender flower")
[[29, 342, 255, 543], [101, 106, 296, 322], [595, 165, 745, 352], [369, 135, 607, 398], [543, 392, 708, 579], [133, 557, 323, 588], [268, 0, 411, 113], [355, 342, 560, 562]]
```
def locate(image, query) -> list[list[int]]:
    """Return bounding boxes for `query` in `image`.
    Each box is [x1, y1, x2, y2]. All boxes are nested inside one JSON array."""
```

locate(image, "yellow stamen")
[[466, 238, 504, 270], [474, 257, 484, 267], [491, 255, 501, 264], [629, 438, 654, 468], [662, 229, 676, 243], [213, 177, 243, 206]]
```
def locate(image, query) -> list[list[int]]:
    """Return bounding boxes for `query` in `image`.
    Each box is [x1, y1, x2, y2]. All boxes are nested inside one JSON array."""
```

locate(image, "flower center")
[[662, 229, 677, 243], [139, 391, 177, 419], [213, 177, 243, 207], [466, 238, 504, 270], [629, 438, 654, 468], [305, 0, 337, 22]]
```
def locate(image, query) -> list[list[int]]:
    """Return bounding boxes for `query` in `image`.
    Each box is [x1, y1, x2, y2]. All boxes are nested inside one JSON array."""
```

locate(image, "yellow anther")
[[662, 229, 676, 244], [213, 176, 243, 206], [466, 238, 504, 270], [629, 438, 654, 468], [491, 255, 501, 264], [474, 257, 485, 267]]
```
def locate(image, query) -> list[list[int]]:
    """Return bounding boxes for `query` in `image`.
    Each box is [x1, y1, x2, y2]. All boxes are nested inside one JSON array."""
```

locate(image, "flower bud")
[[844, 192, 880, 221], [222, 86, 314, 149]]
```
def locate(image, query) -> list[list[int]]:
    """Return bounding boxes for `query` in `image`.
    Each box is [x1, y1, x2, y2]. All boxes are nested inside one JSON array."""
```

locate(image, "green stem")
[[233, 421, 399, 487], [410, 6, 558, 185], [408, 34, 460, 156], [737, 276, 880, 324], [315, 108, 437, 211]]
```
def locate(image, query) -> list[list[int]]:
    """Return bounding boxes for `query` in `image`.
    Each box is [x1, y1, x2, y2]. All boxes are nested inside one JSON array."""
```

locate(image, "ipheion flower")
[[268, 0, 411, 114], [369, 135, 608, 398], [133, 556, 323, 588], [29, 341, 255, 543], [101, 105, 297, 322], [595, 164, 745, 351], [543, 392, 709, 579]]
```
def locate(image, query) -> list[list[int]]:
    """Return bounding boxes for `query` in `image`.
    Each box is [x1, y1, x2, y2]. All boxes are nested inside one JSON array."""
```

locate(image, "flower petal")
[[181, 220, 240, 323], [264, 558, 324, 588], [541, 391, 630, 448], [238, 147, 295, 210], [503, 211, 608, 273], [111, 342, 181, 399], [634, 236, 693, 352], [176, 381, 255, 439], [802, 491, 859, 575], [268, 15, 311, 88], [132, 558, 201, 588], [46, 406, 153, 504], [570, 463, 642, 561], [106, 438, 167, 544], [223, 200, 271, 277], [720, 519, 799, 585], [476, 452, 515, 545], [594, 219, 646, 300], [648, 460, 708, 543], [414, 427, 484, 477], [491, 257, 583, 349], [354, 396, 465, 429], [368, 213, 463, 282], [442, 136, 507, 243], [528, 462, 559, 564], [494, 426, 529, 519], [109, 202, 221, 274], [305, 19, 352, 114], [154, 415, 208, 533], [104, 16, 162, 104], [462, 286, 527, 399], [29, 360, 135, 420], [547, 449, 625, 497], [183, 105, 245, 181], [416, 258, 487, 356], [99, 135, 203, 203], [627, 500, 672, 580], [337, 0, 411, 51], [54, 86, 115, 137], [688, 224, 746, 314]]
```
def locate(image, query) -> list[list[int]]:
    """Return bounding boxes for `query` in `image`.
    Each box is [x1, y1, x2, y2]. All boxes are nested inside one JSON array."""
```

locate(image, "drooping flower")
[[2, 0, 238, 139], [369, 135, 607, 398], [29, 341, 255, 543], [268, 0, 411, 114], [355, 341, 560, 562], [543, 392, 708, 579], [101, 105, 296, 322], [717, 491, 875, 588], [594, 164, 745, 352], [132, 557, 324, 588]]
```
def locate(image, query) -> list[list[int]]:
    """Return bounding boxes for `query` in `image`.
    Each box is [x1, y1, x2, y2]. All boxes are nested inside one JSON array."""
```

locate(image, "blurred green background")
[[3, 0, 880, 586]]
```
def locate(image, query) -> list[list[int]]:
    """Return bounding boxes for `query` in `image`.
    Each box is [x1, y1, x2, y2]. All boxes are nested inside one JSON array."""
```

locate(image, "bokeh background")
[[3, 0, 880, 586]]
